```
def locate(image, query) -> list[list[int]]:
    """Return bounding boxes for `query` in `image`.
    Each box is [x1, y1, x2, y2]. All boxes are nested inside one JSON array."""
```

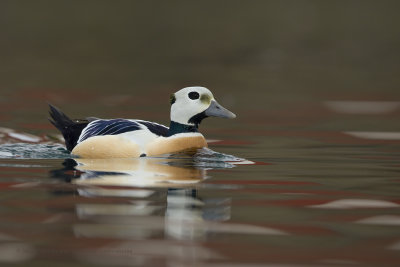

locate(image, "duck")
[[49, 86, 236, 158]]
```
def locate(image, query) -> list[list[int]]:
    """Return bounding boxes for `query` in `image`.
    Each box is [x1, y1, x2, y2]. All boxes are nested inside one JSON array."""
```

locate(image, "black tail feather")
[[48, 104, 89, 151]]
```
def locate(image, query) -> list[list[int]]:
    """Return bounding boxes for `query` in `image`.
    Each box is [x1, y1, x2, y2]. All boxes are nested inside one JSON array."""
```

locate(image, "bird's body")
[[49, 87, 235, 158], [71, 124, 207, 158]]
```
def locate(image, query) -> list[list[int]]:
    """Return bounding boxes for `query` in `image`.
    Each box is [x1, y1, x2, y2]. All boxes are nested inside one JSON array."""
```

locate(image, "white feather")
[[170, 86, 214, 125]]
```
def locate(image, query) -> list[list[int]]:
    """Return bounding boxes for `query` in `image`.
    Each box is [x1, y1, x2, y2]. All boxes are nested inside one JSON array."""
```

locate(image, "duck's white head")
[[170, 86, 236, 127]]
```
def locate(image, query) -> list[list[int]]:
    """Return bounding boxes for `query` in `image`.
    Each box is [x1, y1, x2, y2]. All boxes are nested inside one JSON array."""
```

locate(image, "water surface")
[[1, 1, 400, 266], [1, 99, 400, 266]]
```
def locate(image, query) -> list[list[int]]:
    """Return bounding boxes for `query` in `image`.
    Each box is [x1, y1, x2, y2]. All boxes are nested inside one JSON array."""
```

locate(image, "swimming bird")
[[49, 86, 236, 158]]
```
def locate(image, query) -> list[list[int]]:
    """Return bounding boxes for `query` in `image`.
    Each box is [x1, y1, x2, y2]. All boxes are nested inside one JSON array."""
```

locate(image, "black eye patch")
[[188, 91, 200, 100]]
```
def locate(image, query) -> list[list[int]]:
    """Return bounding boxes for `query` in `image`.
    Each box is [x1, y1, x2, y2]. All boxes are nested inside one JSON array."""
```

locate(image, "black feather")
[[139, 121, 169, 137], [78, 119, 142, 143], [48, 104, 89, 151], [188, 111, 207, 128]]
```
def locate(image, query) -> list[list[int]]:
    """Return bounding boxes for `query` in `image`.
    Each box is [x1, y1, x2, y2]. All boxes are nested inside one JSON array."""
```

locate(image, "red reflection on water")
[[271, 224, 336, 236], [0, 167, 48, 174], [252, 161, 272, 165], [20, 123, 55, 130], [210, 140, 256, 145], [0, 182, 20, 189], [226, 129, 400, 145], [238, 199, 329, 207], [242, 188, 367, 197], [208, 179, 318, 185]]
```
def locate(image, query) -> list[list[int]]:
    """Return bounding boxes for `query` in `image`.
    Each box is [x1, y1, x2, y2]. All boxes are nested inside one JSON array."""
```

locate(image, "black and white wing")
[[77, 119, 169, 143], [135, 120, 169, 137]]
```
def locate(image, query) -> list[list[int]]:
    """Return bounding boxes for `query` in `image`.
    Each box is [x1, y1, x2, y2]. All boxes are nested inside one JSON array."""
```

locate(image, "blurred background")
[[1, 2, 400, 265], [0, 0, 399, 135]]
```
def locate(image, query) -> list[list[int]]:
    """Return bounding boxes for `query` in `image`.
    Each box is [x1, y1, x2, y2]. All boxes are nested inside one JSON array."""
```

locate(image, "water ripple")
[[0, 143, 251, 171], [0, 143, 71, 159]]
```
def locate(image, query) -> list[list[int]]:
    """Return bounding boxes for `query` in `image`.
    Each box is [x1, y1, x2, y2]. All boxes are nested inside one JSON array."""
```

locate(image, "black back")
[[48, 104, 89, 151], [139, 121, 169, 137]]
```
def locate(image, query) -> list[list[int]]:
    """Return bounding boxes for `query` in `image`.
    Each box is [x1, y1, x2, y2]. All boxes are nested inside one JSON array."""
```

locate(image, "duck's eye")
[[188, 91, 200, 100]]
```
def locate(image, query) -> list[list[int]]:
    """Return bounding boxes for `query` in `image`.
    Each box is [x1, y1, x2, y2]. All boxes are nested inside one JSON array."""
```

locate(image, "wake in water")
[[0, 128, 253, 188], [0, 142, 249, 167], [0, 143, 71, 159], [0, 128, 251, 167], [0, 127, 68, 159]]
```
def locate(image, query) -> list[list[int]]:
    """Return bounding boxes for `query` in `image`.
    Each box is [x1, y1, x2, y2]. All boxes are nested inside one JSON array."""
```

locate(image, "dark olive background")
[[1, 1, 400, 266], [1, 1, 399, 125]]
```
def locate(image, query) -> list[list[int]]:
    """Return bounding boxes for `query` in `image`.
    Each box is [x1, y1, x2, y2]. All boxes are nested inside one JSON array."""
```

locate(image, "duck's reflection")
[[53, 156, 231, 241], [50, 156, 282, 265], [165, 188, 231, 240], [73, 157, 207, 186]]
